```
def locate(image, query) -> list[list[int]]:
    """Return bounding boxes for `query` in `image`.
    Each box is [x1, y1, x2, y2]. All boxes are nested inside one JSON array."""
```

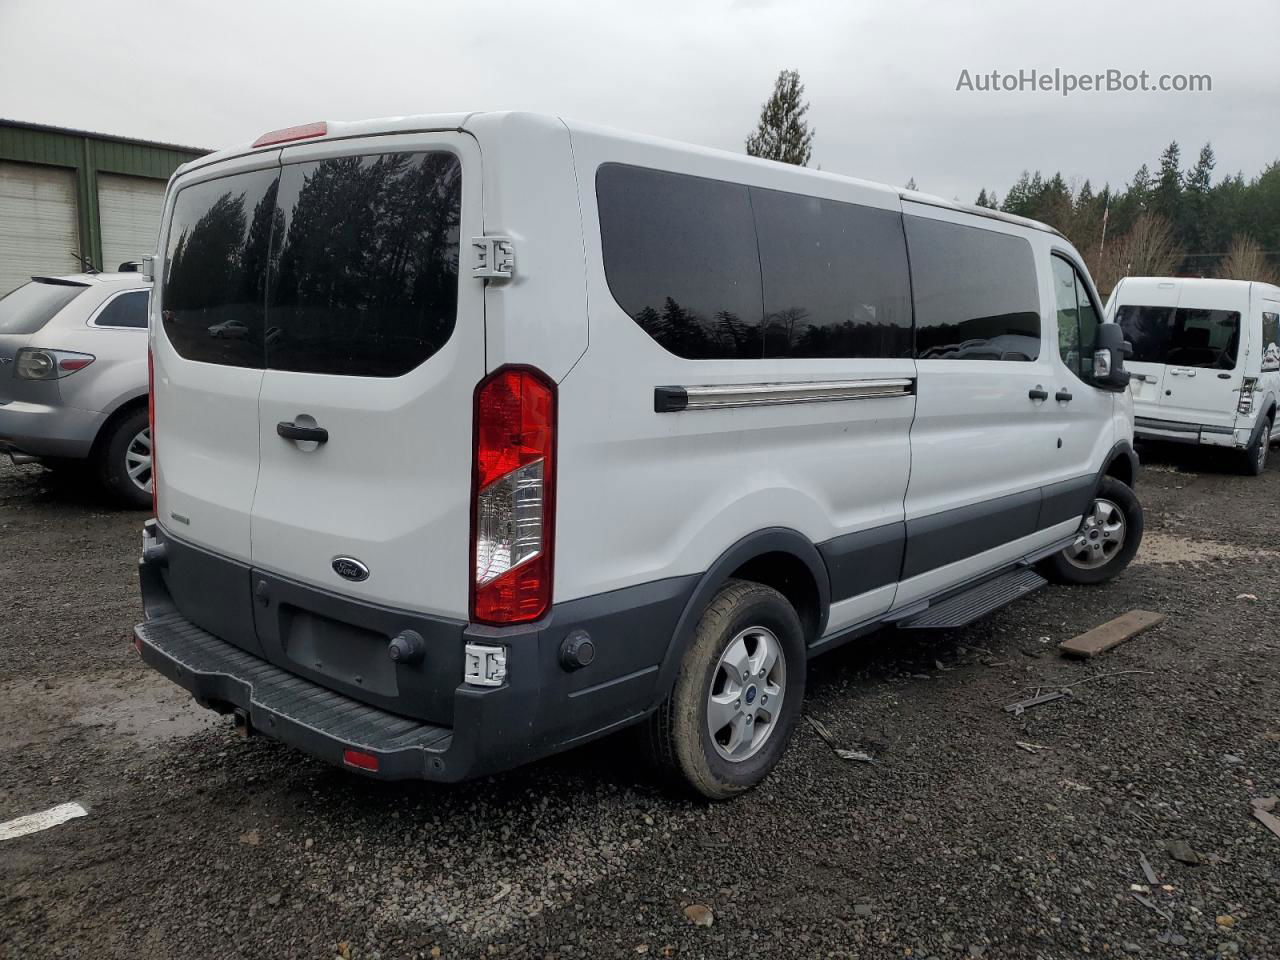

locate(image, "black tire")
[[645, 579, 805, 800], [1042, 476, 1144, 585], [1241, 417, 1272, 476], [95, 407, 152, 509]]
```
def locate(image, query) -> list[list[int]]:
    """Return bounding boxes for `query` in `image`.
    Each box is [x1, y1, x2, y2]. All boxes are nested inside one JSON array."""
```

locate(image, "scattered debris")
[[1254, 808, 1280, 842], [683, 904, 714, 928], [1015, 741, 1050, 754], [805, 715, 877, 763], [1216, 915, 1236, 928], [1129, 883, 1151, 894], [934, 659, 952, 672], [1138, 852, 1158, 885], [337, 942, 352, 960], [1131, 892, 1172, 921], [266, 892, 282, 907], [1222, 754, 1244, 765], [239, 830, 261, 846], [1236, 593, 1258, 601], [1058, 609, 1165, 659], [1003, 689, 1072, 715], [1164, 839, 1201, 865], [1058, 779, 1092, 793], [1250, 796, 1278, 813], [0, 802, 89, 843], [1157, 930, 1188, 946]]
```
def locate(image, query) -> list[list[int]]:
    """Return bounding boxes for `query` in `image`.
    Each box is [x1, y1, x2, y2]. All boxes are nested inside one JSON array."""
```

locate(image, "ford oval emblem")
[[332, 557, 370, 582]]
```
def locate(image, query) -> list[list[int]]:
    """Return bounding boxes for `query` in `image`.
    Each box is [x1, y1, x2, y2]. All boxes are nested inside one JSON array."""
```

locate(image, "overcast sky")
[[1, 0, 1275, 203]]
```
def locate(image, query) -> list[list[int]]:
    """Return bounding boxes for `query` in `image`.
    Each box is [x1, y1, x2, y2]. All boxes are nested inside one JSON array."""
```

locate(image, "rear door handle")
[[277, 421, 329, 444], [1055, 389, 1073, 402], [1028, 386, 1049, 401]]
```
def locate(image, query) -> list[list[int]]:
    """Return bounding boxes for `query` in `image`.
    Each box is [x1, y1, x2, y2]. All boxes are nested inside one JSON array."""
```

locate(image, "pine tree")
[[745, 69, 815, 166], [1153, 141, 1183, 222], [975, 188, 997, 209], [1182, 143, 1217, 267], [904, 177, 918, 191]]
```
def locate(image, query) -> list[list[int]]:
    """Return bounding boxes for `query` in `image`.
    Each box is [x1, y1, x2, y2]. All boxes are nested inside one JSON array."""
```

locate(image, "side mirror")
[[1093, 323, 1131, 390]]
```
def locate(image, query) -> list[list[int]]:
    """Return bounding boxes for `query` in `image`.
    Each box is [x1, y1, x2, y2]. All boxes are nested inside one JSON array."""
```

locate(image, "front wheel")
[[645, 579, 805, 800], [1042, 476, 1144, 585]]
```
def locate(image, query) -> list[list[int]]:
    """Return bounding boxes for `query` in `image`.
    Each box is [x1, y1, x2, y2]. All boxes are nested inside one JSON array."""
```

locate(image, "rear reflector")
[[342, 749, 379, 772], [252, 121, 327, 148], [58, 357, 94, 372]]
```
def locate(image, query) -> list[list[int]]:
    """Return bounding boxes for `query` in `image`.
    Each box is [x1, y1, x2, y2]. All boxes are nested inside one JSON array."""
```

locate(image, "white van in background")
[[133, 112, 1141, 799], [1108, 277, 1280, 474]]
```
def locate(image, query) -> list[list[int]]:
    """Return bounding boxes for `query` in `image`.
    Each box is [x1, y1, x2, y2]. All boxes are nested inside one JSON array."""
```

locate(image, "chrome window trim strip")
[[655, 378, 914, 412]]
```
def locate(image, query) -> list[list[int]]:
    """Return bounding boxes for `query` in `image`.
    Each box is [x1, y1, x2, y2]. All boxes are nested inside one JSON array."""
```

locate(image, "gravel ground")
[[2, 448, 1278, 960]]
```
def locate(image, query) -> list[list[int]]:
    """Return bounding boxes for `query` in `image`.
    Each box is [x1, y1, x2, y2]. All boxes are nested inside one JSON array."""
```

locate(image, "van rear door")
[[154, 152, 280, 563], [250, 133, 482, 619], [1112, 279, 1178, 412]]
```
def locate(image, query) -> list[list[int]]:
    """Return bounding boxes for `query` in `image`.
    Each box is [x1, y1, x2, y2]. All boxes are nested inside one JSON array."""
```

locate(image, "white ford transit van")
[[1108, 277, 1280, 474], [134, 113, 1141, 798]]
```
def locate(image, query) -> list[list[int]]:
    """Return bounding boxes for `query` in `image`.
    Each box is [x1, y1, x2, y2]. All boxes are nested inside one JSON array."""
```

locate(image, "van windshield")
[[1115, 304, 1241, 370], [0, 279, 89, 335]]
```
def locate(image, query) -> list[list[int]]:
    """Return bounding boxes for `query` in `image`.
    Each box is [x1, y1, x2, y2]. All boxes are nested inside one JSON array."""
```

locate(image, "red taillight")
[[57, 357, 94, 372], [342, 749, 379, 772], [471, 367, 556, 625], [252, 121, 327, 148], [148, 346, 157, 517]]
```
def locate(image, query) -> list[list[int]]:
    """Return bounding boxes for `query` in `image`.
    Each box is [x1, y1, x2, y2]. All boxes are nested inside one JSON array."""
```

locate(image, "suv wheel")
[[96, 407, 152, 509], [1241, 416, 1272, 476], [646, 579, 805, 800], [1043, 476, 1144, 585]]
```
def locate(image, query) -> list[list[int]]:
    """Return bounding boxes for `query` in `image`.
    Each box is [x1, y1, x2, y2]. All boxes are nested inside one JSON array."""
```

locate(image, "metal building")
[[0, 120, 207, 295]]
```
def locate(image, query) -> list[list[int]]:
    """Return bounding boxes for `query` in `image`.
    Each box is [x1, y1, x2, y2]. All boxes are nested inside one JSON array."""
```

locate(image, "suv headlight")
[[14, 348, 95, 380]]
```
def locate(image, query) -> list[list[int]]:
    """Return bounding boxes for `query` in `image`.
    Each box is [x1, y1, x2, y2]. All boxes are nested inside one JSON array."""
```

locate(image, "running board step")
[[896, 567, 1047, 630]]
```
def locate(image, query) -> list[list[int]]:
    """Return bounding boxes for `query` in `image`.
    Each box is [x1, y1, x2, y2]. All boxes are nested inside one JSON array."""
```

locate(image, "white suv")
[[134, 113, 1142, 799], [0, 273, 152, 506]]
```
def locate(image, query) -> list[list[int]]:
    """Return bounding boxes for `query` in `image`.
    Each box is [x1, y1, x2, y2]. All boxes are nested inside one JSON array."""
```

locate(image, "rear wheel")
[[1241, 416, 1272, 476], [646, 579, 805, 800], [96, 407, 152, 509], [1043, 476, 1144, 585]]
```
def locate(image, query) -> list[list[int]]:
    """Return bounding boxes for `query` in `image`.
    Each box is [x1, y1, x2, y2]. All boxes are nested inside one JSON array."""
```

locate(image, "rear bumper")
[[135, 523, 694, 782], [0, 399, 103, 459], [1134, 415, 1249, 448]]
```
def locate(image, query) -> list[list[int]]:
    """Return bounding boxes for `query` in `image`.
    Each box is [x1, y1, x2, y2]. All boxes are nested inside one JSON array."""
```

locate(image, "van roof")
[[180, 110, 1063, 239], [1115, 276, 1280, 298]]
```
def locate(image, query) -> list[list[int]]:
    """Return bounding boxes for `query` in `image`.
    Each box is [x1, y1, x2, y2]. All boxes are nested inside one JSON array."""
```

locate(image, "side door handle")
[[1055, 389, 1073, 402], [277, 421, 329, 444], [1028, 386, 1049, 401]]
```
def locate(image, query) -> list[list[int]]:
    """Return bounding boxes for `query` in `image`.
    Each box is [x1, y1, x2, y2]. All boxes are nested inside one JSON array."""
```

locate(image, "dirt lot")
[[2, 449, 1278, 960]]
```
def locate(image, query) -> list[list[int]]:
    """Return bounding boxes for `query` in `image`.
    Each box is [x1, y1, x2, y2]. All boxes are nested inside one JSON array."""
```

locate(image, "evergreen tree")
[[1153, 141, 1183, 223], [745, 69, 815, 166], [904, 177, 918, 191], [974, 188, 997, 209]]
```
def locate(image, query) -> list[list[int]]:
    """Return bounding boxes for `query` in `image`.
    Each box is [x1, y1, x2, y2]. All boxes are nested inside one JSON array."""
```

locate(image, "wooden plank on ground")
[[1059, 610, 1165, 659]]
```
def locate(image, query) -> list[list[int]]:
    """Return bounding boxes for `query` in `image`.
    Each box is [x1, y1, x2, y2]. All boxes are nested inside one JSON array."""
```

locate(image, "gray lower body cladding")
[[136, 524, 696, 781]]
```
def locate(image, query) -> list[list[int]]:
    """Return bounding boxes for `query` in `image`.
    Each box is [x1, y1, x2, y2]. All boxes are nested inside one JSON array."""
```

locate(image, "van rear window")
[[0, 279, 88, 335], [1116, 305, 1241, 370], [161, 152, 461, 377]]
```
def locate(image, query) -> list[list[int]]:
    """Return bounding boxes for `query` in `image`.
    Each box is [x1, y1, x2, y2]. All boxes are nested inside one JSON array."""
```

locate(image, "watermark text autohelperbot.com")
[[956, 68, 1211, 96]]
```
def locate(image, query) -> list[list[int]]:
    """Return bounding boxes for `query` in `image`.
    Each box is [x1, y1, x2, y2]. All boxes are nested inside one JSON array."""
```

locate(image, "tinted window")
[[1263, 312, 1279, 372], [94, 290, 149, 329], [1116, 305, 1240, 369], [752, 189, 912, 358], [0, 280, 88, 335], [268, 152, 462, 377], [162, 168, 278, 368], [1052, 256, 1101, 379], [905, 217, 1041, 361], [597, 164, 764, 359]]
